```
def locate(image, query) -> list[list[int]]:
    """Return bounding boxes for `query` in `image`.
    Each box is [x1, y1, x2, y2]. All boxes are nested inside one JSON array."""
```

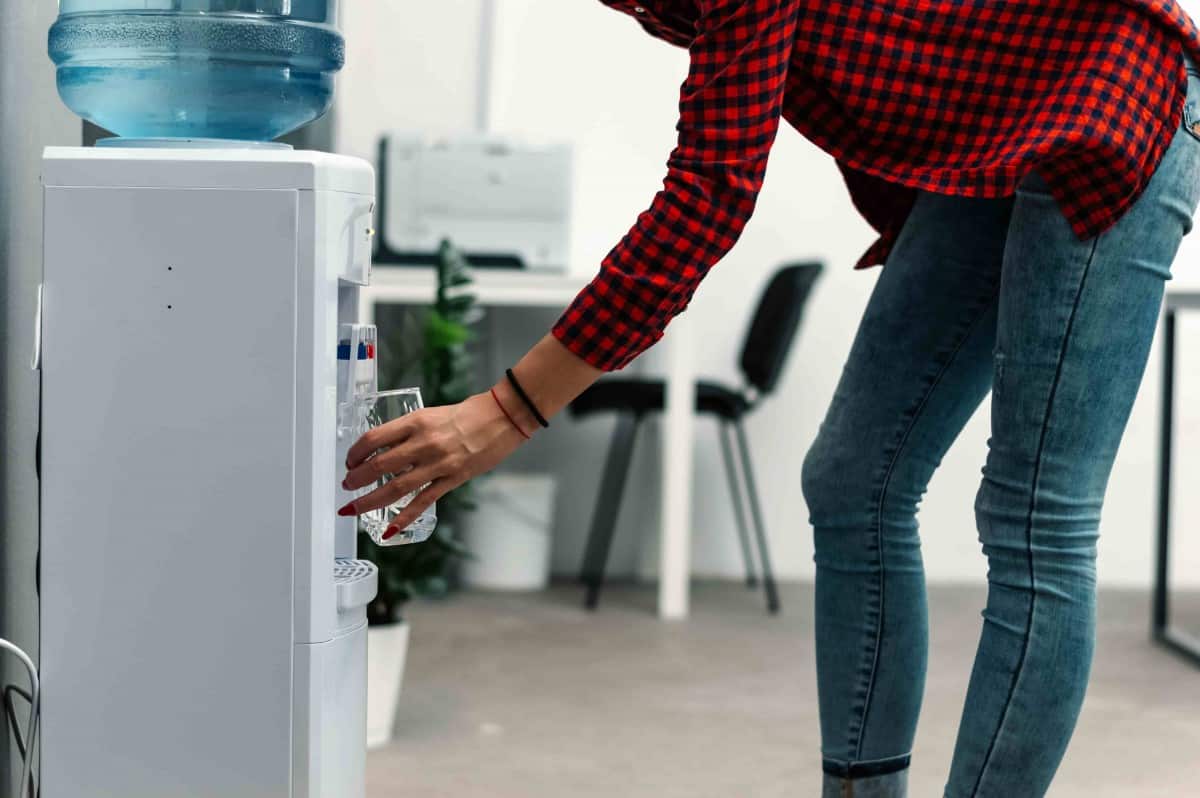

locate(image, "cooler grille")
[[334, 558, 375, 585]]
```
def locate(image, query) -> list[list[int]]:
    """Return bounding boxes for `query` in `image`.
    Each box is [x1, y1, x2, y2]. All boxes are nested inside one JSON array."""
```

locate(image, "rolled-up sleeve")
[[552, 0, 802, 371]]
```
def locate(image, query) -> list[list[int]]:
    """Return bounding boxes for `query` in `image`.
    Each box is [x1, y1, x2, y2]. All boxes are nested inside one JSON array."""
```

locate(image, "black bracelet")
[[505, 368, 549, 428]]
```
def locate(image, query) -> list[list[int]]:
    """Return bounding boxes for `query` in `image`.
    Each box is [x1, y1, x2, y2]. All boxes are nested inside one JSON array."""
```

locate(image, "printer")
[[375, 132, 573, 272]]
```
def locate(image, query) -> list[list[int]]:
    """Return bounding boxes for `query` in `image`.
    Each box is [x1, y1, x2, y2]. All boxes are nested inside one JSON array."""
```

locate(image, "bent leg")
[[944, 80, 1200, 798], [803, 190, 1012, 796]]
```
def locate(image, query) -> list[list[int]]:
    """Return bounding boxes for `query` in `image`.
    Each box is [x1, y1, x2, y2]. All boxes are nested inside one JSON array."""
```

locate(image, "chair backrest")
[[739, 261, 824, 396]]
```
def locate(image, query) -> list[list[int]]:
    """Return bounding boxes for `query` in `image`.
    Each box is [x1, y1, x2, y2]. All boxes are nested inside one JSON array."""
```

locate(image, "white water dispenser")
[[37, 143, 379, 797]]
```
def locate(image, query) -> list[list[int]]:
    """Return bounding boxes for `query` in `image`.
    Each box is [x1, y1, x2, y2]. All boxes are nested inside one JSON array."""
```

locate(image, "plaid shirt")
[[552, 0, 1200, 371]]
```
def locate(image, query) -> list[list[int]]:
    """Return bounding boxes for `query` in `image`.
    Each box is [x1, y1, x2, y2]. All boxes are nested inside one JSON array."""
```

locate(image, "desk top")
[[368, 266, 589, 308], [367, 269, 1200, 310], [1167, 291, 1200, 310]]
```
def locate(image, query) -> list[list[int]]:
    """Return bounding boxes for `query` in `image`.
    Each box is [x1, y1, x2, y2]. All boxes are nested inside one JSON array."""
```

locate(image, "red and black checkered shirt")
[[551, 0, 1200, 371]]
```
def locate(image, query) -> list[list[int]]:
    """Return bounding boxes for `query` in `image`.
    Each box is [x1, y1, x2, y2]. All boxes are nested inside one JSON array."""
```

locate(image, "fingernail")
[[337, 502, 356, 517], [341, 477, 351, 490], [382, 524, 400, 541]]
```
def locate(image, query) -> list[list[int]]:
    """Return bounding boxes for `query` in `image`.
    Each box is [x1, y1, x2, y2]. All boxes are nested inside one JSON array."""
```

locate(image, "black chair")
[[570, 262, 824, 614]]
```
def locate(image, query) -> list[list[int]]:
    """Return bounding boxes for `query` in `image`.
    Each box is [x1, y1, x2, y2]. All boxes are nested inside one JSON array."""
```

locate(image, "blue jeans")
[[802, 63, 1200, 797]]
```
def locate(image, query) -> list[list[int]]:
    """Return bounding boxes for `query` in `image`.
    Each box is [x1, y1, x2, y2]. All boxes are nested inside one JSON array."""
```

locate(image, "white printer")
[[376, 132, 573, 272]]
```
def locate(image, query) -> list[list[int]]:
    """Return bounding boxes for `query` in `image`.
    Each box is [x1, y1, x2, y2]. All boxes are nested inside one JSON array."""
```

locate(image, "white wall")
[[341, 0, 1200, 588], [336, 0, 487, 162]]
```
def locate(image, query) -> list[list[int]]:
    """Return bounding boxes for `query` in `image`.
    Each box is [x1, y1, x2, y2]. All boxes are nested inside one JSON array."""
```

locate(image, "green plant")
[[419, 239, 481, 518], [361, 240, 477, 625]]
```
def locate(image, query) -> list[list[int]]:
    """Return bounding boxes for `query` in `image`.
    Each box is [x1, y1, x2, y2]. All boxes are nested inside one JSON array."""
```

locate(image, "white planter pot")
[[460, 472, 557, 591], [366, 620, 409, 750]]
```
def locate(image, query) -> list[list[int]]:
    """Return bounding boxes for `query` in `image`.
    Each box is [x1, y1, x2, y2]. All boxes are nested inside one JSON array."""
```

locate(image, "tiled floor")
[[367, 582, 1200, 797]]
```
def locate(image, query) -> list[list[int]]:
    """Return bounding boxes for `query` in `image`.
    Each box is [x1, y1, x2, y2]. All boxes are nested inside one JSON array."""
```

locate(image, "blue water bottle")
[[48, 0, 344, 142]]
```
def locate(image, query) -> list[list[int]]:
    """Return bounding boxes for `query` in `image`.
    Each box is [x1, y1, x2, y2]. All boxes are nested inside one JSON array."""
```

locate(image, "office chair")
[[570, 262, 824, 614]]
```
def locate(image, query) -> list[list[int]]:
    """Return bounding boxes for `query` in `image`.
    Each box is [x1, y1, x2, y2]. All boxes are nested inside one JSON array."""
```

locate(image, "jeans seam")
[[968, 235, 1099, 797], [852, 283, 1001, 762]]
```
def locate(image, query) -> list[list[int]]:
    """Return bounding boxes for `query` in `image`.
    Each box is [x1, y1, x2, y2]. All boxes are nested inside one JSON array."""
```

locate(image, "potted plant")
[[361, 239, 477, 748]]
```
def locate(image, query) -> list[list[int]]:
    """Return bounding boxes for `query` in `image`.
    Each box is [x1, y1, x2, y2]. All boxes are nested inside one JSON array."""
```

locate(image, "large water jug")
[[49, 0, 343, 142]]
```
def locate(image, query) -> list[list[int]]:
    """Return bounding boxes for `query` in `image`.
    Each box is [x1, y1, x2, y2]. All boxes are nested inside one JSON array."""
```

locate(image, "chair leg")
[[720, 422, 758, 588], [579, 413, 642, 610], [734, 420, 781, 614]]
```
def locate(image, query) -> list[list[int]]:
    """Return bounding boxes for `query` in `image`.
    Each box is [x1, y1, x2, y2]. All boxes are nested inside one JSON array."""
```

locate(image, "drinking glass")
[[355, 388, 437, 546]]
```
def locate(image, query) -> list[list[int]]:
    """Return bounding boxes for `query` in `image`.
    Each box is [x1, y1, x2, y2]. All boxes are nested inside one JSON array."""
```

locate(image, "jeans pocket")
[[1182, 72, 1200, 144]]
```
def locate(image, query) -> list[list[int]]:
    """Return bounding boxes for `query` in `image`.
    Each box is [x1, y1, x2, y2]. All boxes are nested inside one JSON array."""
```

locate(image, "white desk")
[[363, 266, 697, 619]]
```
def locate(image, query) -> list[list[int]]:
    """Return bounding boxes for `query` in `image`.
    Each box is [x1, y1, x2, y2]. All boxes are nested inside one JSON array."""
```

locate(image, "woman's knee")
[[973, 476, 1101, 596], [801, 434, 845, 524], [803, 428, 925, 530], [802, 433, 883, 534]]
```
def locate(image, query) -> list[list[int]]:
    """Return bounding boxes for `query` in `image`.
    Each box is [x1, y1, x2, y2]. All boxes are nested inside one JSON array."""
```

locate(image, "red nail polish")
[[341, 477, 351, 490], [337, 502, 356, 517], [382, 524, 400, 541]]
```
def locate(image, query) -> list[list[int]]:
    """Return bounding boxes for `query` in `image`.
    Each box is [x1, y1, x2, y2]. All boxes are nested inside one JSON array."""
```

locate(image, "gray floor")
[[367, 582, 1200, 797]]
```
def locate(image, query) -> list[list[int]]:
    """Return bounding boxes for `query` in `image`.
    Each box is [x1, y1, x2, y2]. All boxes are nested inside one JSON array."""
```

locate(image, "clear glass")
[[355, 388, 438, 547], [48, 0, 343, 141]]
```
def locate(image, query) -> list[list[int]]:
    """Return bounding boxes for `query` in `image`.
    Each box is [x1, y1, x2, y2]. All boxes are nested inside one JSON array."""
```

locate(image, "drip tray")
[[334, 558, 378, 613]]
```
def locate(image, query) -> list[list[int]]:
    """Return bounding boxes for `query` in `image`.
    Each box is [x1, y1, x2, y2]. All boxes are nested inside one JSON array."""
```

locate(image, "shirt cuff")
[[551, 287, 668, 372]]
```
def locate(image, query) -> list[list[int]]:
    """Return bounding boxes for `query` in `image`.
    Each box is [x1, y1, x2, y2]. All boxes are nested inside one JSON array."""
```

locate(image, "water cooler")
[[37, 143, 380, 797]]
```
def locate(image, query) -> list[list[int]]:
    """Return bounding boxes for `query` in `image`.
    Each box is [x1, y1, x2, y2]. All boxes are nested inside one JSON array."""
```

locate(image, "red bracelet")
[[490, 387, 531, 440]]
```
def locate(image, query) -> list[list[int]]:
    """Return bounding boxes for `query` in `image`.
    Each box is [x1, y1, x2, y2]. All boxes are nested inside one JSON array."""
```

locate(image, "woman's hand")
[[340, 334, 603, 540], [339, 388, 529, 538]]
